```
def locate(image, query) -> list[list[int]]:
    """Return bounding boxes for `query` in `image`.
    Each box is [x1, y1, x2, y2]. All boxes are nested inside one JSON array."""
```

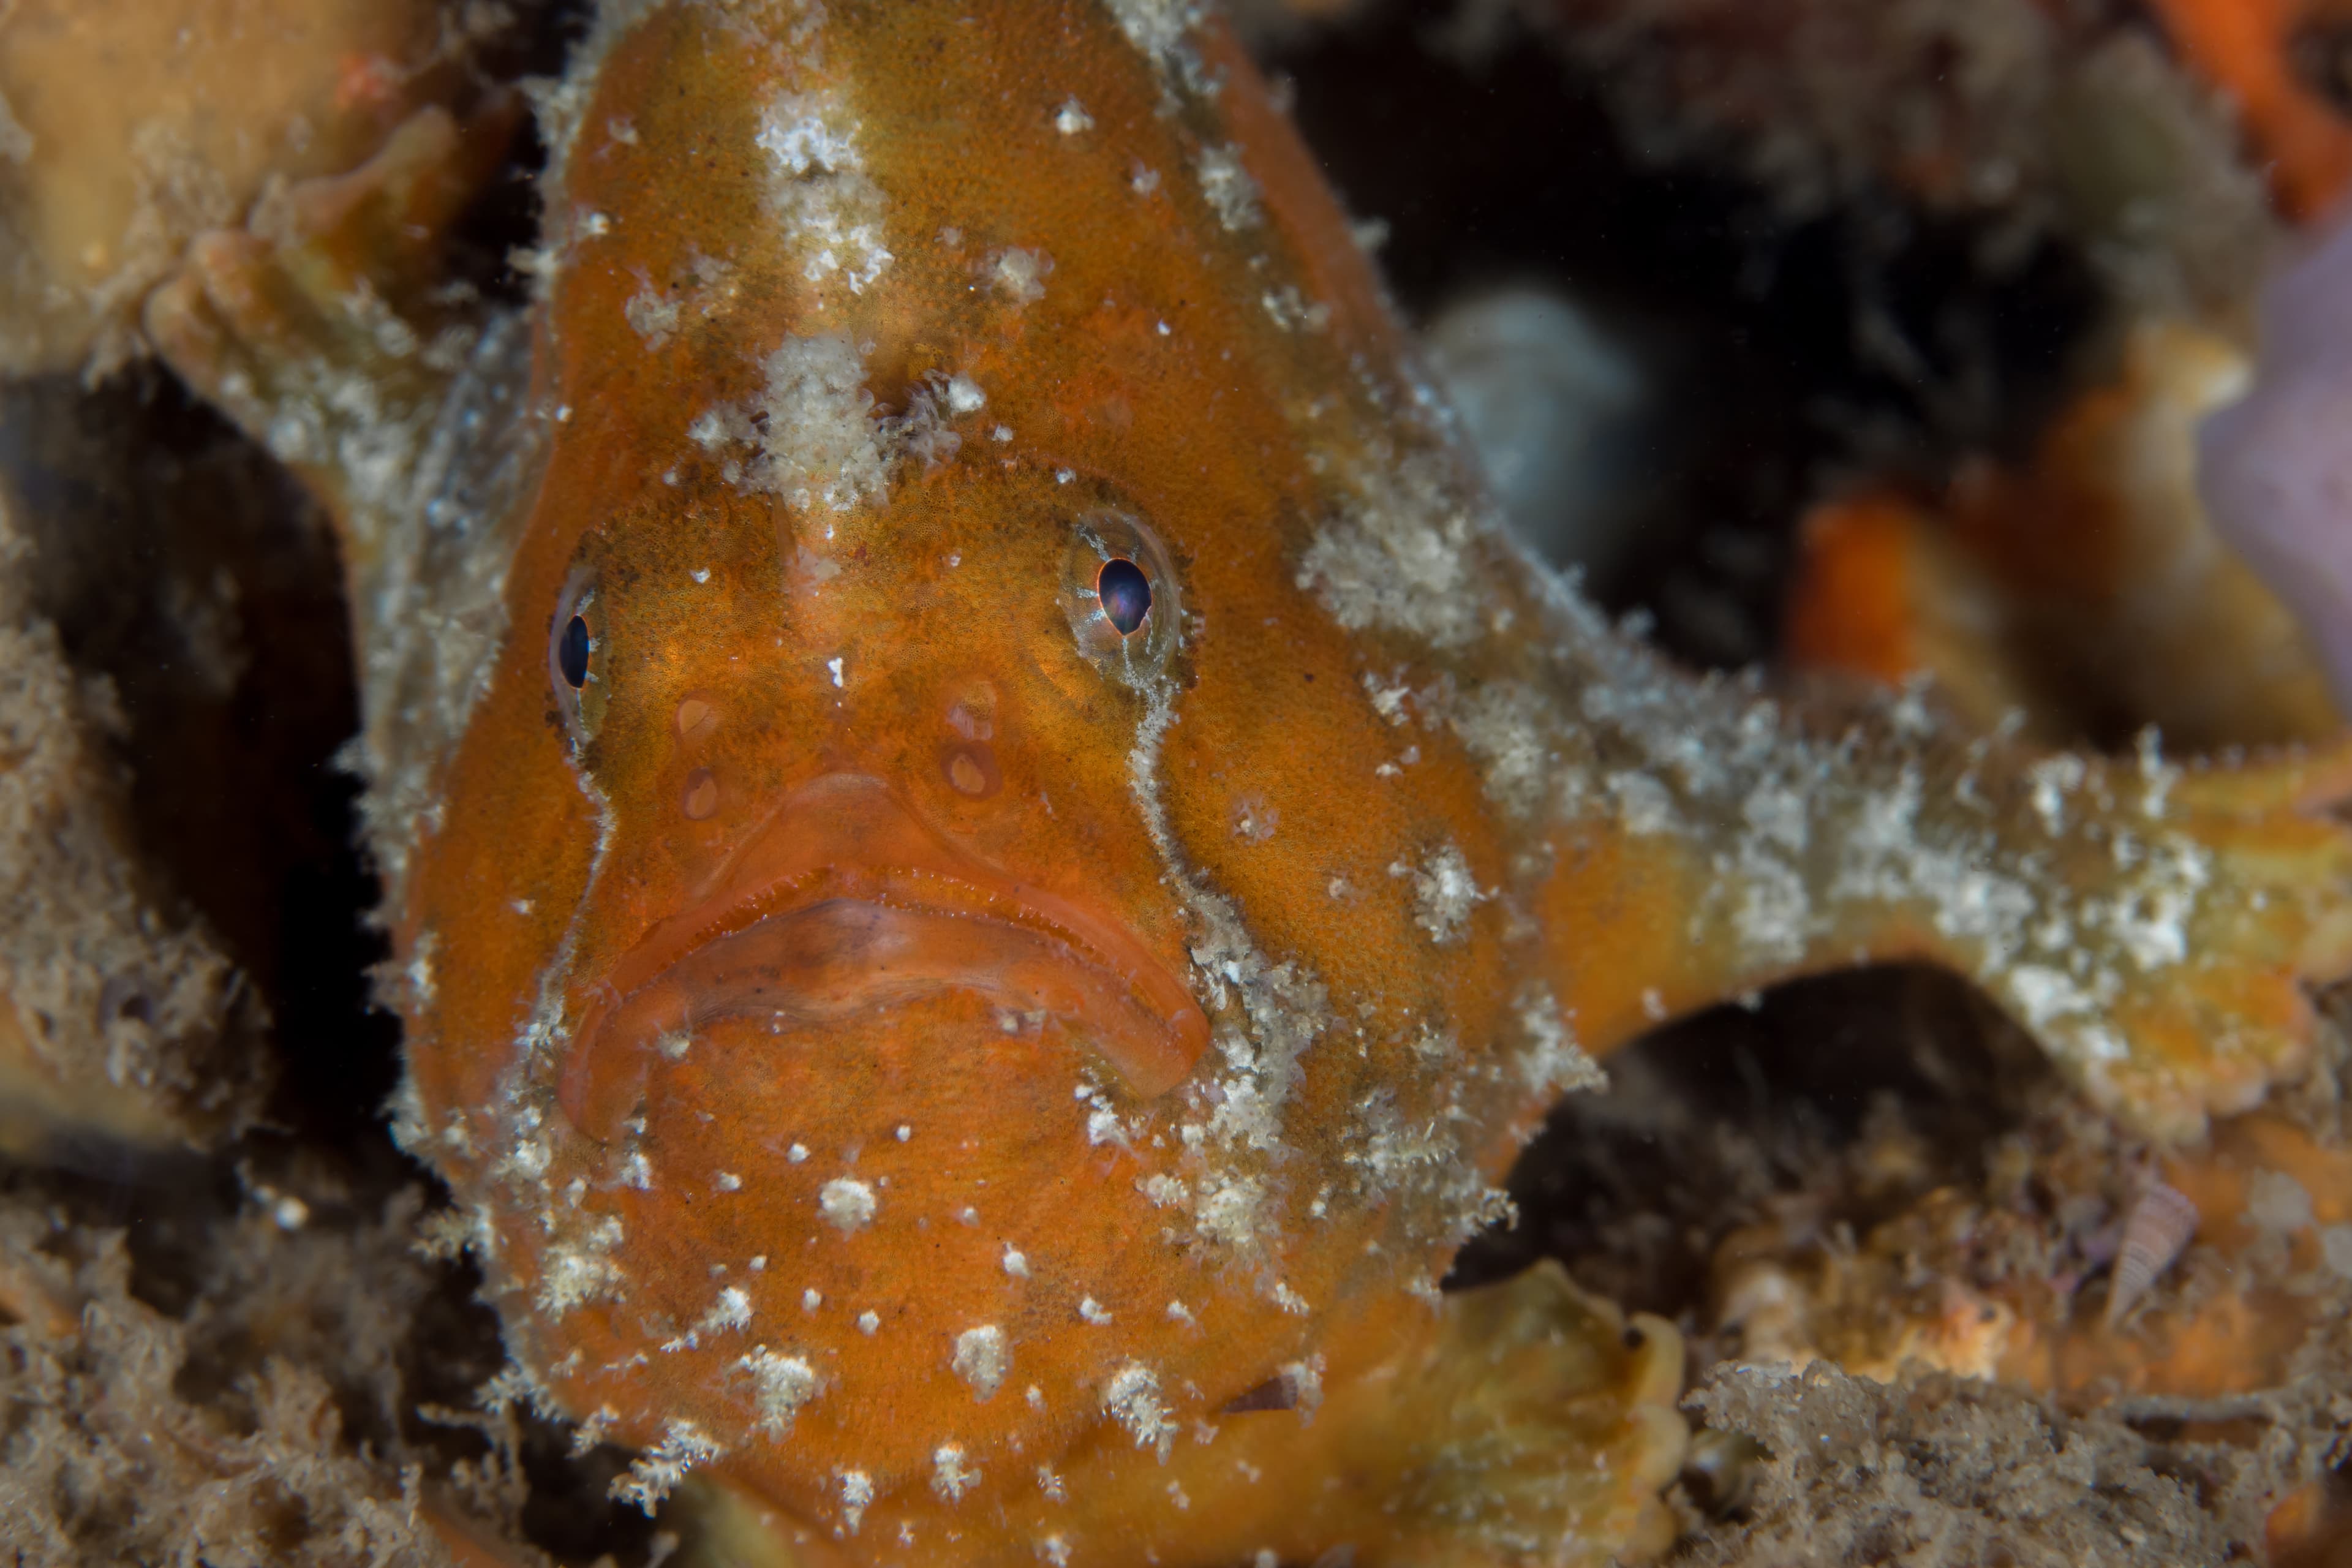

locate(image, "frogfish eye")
[[549, 567, 607, 748], [1096, 558, 1151, 635], [559, 614, 591, 688], [1061, 507, 1180, 681]]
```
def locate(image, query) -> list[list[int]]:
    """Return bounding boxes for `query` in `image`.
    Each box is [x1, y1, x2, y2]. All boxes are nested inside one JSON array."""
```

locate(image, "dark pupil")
[[559, 614, 591, 688], [1097, 558, 1152, 636]]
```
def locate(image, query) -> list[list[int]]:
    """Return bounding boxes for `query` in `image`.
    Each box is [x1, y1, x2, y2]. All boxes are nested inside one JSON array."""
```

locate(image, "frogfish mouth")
[[560, 772, 1210, 1140]]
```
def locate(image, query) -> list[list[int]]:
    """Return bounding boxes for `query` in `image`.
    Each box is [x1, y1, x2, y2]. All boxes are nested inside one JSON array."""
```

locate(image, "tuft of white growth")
[[1080, 1084, 1128, 1147], [989, 247, 1049, 305], [2099, 838, 2212, 971], [1054, 98, 1094, 134], [745, 336, 890, 511], [1001, 1244, 1030, 1278], [1607, 771, 1679, 837], [1341, 1090, 1449, 1196], [932, 1444, 981, 1502], [612, 1419, 723, 1512], [1518, 989, 1607, 1101], [1193, 1174, 1267, 1248], [1392, 842, 1484, 944], [1362, 671, 1414, 725], [1194, 145, 1261, 230], [2027, 755, 2086, 836], [1450, 682, 1560, 819], [739, 1349, 821, 1435], [756, 92, 860, 173], [1341, 1086, 1510, 1243], [1077, 1296, 1113, 1325], [952, 1325, 1010, 1399], [1284, 1357, 1325, 1421], [1101, 0, 1209, 77], [838, 1469, 874, 1534], [820, 1177, 877, 1232], [663, 1285, 754, 1352], [1102, 1362, 1177, 1459], [2007, 965, 2114, 1043], [623, 284, 680, 348], [755, 89, 892, 295], [696, 336, 981, 510], [535, 1212, 625, 1319], [1260, 284, 1331, 333], [1733, 856, 1811, 968], [1297, 451, 1491, 649], [715, 1170, 742, 1192], [857, 1310, 880, 1335]]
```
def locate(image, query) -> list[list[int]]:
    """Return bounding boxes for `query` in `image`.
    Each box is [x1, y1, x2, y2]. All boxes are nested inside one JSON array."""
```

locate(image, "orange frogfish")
[[145, 2, 2352, 1564]]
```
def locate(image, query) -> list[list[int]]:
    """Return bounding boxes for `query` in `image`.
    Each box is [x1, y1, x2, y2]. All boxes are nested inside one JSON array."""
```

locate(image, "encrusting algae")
[[110, 0, 2352, 1563], [0, 500, 268, 1159], [0, 0, 514, 380]]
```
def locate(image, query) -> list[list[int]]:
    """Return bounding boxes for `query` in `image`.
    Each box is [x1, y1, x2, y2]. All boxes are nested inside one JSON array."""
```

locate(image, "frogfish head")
[[394, 0, 1551, 1529]]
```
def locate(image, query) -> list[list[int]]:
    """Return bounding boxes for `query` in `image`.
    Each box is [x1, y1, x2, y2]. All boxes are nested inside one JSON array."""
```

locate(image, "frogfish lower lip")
[[556, 773, 1210, 1140]]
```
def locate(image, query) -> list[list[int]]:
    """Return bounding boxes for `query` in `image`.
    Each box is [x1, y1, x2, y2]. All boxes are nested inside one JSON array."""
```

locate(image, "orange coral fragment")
[[1786, 323, 2345, 750], [1783, 491, 2048, 734]]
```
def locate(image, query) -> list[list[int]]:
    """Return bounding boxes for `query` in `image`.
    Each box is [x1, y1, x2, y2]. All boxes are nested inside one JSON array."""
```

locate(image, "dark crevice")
[[1257, 0, 2101, 668], [1449, 965, 2060, 1332]]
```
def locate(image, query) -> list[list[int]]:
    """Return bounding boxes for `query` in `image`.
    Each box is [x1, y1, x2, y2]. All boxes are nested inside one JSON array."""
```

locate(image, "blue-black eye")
[[1061, 508, 1178, 680], [559, 614, 591, 688], [1096, 558, 1151, 635], [549, 568, 607, 748]]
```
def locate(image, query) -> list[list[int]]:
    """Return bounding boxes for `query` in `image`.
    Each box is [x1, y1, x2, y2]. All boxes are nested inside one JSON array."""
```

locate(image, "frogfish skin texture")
[[145, 2, 2352, 1564]]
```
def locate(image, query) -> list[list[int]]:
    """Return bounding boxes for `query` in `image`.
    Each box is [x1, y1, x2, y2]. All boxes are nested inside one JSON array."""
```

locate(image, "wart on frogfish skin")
[[988, 247, 1049, 305], [819, 1177, 876, 1233], [952, 1324, 1011, 1400], [941, 743, 999, 798]]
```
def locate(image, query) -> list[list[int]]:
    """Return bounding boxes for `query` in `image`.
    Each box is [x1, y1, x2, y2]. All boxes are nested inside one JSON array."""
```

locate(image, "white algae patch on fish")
[[756, 88, 894, 297]]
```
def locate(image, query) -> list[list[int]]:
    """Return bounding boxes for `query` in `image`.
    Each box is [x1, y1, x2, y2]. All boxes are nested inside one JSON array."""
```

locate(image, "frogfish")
[[145, 1, 2352, 1563]]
